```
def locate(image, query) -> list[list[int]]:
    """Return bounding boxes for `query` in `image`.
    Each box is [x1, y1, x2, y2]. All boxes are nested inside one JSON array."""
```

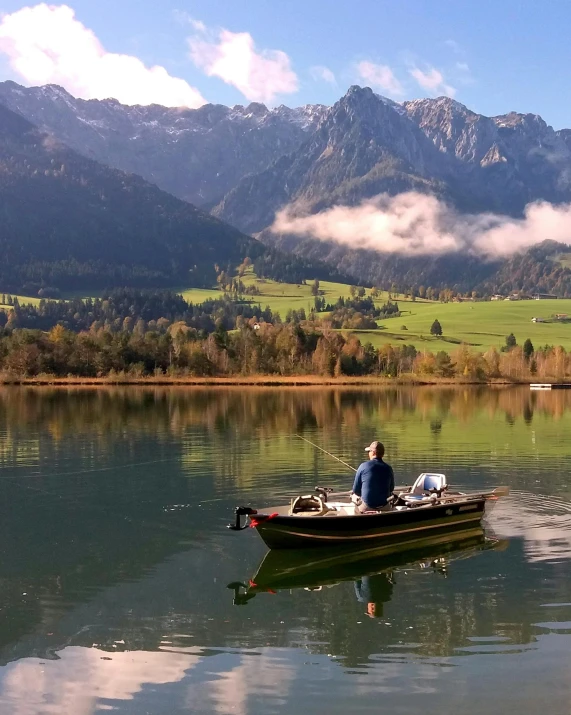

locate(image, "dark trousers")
[[357, 501, 391, 513]]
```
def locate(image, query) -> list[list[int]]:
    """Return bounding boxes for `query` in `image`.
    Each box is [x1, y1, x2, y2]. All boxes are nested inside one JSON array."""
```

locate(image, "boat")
[[227, 529, 507, 604], [228, 472, 508, 550]]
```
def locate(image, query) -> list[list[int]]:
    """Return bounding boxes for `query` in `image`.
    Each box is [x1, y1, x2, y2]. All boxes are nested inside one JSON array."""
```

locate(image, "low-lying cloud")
[[271, 192, 571, 258], [0, 4, 206, 107]]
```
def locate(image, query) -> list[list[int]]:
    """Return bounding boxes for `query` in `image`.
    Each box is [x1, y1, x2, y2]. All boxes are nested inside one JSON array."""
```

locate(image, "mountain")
[[404, 97, 571, 212], [0, 81, 325, 207], [212, 86, 462, 234], [214, 88, 571, 236], [3, 82, 571, 294], [0, 103, 261, 293]]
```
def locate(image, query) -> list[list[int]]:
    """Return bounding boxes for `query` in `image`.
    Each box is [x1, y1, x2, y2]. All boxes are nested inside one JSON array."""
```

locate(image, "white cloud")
[[310, 65, 336, 85], [172, 10, 206, 33], [0, 4, 206, 108], [409, 65, 456, 97], [188, 26, 298, 104], [356, 60, 403, 97], [271, 192, 571, 258], [190, 18, 207, 33]]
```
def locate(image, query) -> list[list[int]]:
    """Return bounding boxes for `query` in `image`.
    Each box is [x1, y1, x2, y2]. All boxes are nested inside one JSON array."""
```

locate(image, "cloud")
[[310, 65, 336, 85], [188, 25, 298, 103], [172, 10, 206, 33], [356, 60, 403, 97], [455, 61, 475, 86], [444, 39, 462, 54], [409, 65, 456, 97], [0, 4, 206, 108], [271, 192, 571, 258]]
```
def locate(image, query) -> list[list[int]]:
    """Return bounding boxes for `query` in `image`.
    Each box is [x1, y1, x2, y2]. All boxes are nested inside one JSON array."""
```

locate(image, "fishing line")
[[3, 456, 202, 539], [0, 456, 179, 481], [10, 477, 200, 540], [295, 434, 357, 472]]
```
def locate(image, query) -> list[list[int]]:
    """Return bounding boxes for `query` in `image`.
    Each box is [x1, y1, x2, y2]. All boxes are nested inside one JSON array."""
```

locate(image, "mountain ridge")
[[0, 80, 326, 207], [2, 81, 571, 294]]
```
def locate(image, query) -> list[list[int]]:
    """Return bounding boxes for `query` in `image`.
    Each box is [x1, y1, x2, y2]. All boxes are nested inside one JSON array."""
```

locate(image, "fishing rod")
[[295, 434, 357, 473]]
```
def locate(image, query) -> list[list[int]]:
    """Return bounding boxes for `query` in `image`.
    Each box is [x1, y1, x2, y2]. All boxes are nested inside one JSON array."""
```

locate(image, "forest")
[[0, 294, 567, 382]]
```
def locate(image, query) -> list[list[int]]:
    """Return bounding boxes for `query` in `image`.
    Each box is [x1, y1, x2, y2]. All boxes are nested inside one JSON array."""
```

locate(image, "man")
[[354, 572, 394, 618], [351, 440, 395, 513]]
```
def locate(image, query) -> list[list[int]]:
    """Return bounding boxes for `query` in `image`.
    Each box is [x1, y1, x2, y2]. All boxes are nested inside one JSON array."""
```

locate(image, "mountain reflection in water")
[[0, 386, 570, 714]]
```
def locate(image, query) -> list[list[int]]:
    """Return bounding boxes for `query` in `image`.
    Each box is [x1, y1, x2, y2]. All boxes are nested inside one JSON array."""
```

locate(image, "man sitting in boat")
[[351, 441, 395, 513]]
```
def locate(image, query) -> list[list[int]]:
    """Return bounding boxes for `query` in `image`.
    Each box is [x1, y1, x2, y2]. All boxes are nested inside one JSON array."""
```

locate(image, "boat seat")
[[289, 494, 331, 517], [411, 473, 447, 494], [400, 473, 447, 503]]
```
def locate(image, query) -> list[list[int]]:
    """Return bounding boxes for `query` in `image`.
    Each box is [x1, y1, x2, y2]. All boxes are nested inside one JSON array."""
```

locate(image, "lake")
[[0, 386, 570, 715]]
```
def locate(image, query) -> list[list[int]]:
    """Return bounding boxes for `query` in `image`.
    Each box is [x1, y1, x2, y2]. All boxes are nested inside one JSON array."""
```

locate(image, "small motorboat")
[[228, 529, 507, 604], [228, 473, 509, 550]]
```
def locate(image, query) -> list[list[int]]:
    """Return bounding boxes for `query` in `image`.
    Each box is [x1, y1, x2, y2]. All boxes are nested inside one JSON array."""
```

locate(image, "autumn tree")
[[435, 351, 455, 377]]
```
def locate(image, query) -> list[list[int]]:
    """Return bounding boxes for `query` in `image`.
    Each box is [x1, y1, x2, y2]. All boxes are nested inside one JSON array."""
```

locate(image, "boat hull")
[[248, 528, 500, 592], [253, 498, 486, 549]]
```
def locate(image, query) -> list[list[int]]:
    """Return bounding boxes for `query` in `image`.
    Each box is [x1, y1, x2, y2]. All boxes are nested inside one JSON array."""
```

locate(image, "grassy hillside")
[[5, 269, 571, 354], [0, 294, 41, 308], [354, 299, 571, 352], [181, 271, 423, 313], [179, 271, 571, 352]]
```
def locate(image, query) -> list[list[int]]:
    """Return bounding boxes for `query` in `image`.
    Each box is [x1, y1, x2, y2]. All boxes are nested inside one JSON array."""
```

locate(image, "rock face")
[[213, 87, 466, 233], [0, 80, 326, 207], [215, 89, 571, 233], [404, 97, 571, 212]]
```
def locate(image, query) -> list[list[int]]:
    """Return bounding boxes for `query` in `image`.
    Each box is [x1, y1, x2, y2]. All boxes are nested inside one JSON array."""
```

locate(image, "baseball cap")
[[364, 440, 382, 452]]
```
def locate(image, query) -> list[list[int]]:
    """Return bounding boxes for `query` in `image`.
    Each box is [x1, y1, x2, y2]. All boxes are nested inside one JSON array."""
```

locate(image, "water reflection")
[[0, 387, 569, 713]]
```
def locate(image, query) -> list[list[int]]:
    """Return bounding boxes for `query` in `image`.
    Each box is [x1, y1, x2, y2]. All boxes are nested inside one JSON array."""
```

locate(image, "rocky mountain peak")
[[0, 80, 325, 207], [244, 101, 268, 117]]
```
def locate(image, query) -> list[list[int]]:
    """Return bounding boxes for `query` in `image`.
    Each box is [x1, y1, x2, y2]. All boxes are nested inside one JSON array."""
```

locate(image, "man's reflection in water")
[[354, 572, 394, 618]]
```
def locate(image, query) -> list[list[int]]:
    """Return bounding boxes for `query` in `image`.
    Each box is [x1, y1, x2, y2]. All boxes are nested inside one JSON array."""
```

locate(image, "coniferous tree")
[[430, 319, 443, 336], [505, 333, 517, 349], [523, 338, 534, 361]]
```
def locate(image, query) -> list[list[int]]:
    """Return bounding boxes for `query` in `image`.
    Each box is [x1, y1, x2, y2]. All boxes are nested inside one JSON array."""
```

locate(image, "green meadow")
[[352, 298, 571, 352], [0, 294, 41, 308], [4, 270, 571, 354]]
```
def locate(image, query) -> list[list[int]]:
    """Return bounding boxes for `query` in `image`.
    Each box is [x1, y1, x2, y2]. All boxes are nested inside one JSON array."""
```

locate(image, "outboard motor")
[[228, 506, 258, 531]]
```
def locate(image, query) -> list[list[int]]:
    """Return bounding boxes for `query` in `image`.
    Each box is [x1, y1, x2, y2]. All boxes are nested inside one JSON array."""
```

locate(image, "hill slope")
[[0, 104, 260, 292]]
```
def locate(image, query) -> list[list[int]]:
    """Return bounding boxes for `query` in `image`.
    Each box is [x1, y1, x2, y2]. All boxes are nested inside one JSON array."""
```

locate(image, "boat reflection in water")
[[228, 528, 507, 608]]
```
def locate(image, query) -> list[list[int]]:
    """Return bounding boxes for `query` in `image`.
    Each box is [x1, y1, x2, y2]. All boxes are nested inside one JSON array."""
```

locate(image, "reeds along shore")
[[0, 374, 557, 386], [0, 322, 569, 384]]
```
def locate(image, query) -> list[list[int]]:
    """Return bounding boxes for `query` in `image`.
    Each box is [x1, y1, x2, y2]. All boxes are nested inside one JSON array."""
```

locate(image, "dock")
[[530, 384, 571, 390]]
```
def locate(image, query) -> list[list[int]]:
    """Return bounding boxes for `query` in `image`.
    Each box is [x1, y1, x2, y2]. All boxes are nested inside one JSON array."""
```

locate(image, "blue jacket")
[[352, 458, 395, 508]]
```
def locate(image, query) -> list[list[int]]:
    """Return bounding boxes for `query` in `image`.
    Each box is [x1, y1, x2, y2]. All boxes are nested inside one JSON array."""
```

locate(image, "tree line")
[[0, 318, 568, 381]]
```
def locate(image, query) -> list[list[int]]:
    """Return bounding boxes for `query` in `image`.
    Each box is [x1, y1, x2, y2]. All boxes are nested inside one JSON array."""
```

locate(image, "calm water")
[[0, 386, 570, 715]]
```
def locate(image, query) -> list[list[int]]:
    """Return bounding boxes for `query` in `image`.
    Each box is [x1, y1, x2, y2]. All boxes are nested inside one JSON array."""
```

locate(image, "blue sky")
[[0, 0, 569, 127]]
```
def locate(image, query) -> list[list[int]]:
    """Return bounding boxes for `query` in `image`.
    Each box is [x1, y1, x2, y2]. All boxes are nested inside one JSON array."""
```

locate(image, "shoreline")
[[0, 375, 546, 387]]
